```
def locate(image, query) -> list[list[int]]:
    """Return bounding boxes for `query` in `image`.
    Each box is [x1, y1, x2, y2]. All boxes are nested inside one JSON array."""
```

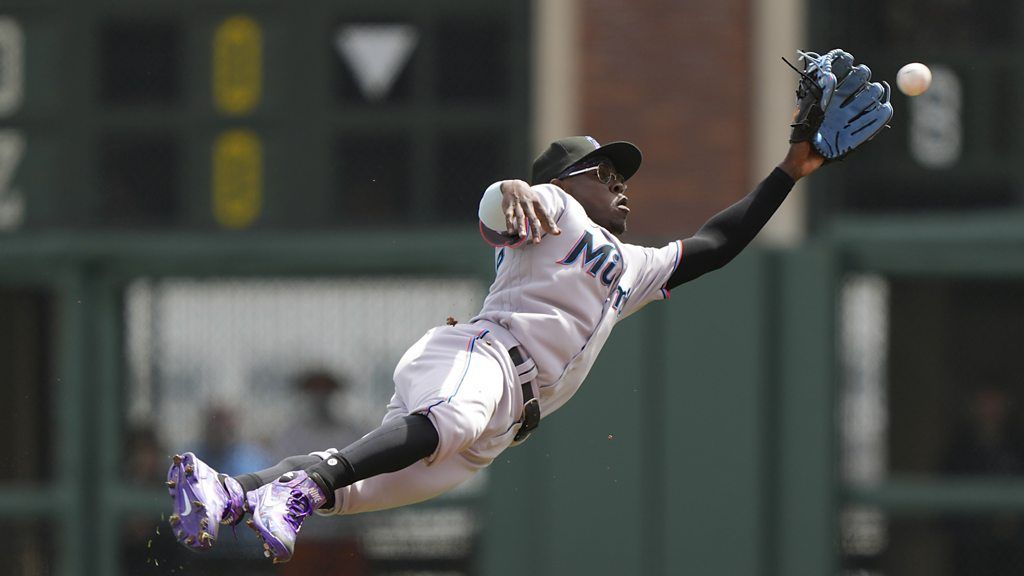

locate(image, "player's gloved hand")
[[499, 180, 561, 244], [787, 48, 894, 161]]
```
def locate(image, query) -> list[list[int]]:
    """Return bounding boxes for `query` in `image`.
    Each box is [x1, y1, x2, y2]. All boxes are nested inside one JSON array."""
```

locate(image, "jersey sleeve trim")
[[672, 239, 684, 270], [479, 220, 529, 248], [659, 240, 684, 298]]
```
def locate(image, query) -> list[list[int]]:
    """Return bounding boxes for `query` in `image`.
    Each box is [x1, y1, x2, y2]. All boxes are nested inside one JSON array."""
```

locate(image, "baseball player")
[[166, 49, 893, 563]]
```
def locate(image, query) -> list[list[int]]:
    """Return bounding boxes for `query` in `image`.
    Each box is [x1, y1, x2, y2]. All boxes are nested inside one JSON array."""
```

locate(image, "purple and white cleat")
[[245, 470, 327, 563], [166, 452, 247, 551]]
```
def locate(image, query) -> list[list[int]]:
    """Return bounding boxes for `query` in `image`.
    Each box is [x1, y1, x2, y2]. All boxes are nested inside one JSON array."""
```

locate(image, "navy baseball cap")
[[530, 136, 642, 186]]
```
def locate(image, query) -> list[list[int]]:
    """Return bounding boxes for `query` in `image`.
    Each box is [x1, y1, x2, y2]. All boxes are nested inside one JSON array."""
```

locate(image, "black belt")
[[508, 345, 540, 442]]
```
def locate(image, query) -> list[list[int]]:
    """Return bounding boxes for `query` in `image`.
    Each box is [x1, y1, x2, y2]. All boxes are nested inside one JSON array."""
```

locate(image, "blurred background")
[[1, 0, 1023, 575]]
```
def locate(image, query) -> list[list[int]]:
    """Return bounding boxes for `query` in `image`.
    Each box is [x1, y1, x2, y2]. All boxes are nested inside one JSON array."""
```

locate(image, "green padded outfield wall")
[[482, 249, 837, 576]]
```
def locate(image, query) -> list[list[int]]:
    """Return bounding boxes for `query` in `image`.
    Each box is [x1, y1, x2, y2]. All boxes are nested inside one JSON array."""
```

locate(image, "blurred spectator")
[[197, 405, 272, 476], [267, 370, 364, 460], [943, 383, 1024, 576], [945, 384, 1024, 476], [124, 423, 167, 485], [268, 370, 369, 575]]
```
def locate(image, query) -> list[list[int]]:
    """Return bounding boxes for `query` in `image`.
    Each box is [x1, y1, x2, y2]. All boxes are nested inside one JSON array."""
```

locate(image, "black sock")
[[233, 454, 322, 493], [305, 414, 439, 508]]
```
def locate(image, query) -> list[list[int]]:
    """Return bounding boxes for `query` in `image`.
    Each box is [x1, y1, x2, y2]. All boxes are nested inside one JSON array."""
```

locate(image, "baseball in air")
[[896, 63, 932, 96]]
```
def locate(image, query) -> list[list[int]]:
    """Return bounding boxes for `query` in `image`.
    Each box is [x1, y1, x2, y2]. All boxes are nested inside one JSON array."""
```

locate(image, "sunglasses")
[[562, 162, 624, 186]]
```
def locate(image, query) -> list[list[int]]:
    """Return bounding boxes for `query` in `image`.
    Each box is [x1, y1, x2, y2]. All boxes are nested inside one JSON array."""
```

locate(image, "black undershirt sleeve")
[[232, 414, 439, 510], [665, 167, 796, 290], [233, 454, 323, 493], [305, 414, 440, 508]]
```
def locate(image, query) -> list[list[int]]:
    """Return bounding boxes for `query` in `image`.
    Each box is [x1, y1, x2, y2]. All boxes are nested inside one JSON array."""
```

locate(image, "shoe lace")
[[793, 49, 846, 110], [796, 50, 827, 74], [796, 49, 847, 77], [284, 490, 314, 531]]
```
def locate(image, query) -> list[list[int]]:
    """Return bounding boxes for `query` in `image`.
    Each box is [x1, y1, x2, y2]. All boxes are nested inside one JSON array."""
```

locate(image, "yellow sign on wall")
[[213, 16, 262, 115], [213, 129, 262, 229]]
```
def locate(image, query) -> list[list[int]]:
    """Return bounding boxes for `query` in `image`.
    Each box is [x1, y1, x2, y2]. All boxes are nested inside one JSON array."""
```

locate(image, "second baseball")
[[896, 63, 932, 96]]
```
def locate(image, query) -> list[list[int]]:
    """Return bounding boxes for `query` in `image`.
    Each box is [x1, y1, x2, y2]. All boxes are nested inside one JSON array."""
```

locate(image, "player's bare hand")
[[778, 141, 826, 181], [499, 180, 562, 244]]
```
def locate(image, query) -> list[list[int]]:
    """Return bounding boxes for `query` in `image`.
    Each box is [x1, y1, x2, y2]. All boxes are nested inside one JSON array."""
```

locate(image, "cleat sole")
[[166, 452, 222, 552], [246, 514, 290, 563]]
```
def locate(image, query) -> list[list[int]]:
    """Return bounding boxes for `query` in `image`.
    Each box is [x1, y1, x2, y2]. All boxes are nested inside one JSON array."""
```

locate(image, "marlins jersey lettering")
[[473, 182, 682, 417]]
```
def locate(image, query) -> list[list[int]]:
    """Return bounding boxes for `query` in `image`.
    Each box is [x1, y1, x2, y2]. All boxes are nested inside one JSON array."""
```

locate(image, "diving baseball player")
[[166, 49, 893, 563]]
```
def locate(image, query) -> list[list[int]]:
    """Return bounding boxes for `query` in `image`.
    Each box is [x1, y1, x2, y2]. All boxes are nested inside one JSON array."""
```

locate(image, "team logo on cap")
[[584, 136, 600, 148]]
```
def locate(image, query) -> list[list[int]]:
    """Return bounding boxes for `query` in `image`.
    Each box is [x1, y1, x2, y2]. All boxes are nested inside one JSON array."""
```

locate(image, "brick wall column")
[[577, 0, 752, 240]]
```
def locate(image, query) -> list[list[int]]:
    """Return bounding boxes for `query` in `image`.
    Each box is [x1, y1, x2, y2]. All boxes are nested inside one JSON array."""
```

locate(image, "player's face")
[[554, 163, 630, 235]]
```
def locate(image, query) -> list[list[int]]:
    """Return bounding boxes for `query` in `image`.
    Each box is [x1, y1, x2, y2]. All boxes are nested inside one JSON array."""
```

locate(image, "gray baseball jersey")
[[319, 181, 682, 516], [473, 181, 682, 417]]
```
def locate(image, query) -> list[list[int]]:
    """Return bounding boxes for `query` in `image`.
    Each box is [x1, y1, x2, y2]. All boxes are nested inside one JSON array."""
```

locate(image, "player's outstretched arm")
[[665, 142, 823, 289]]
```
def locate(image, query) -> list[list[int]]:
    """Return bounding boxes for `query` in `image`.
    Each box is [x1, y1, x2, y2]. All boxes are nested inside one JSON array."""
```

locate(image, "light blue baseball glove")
[[787, 49, 894, 160]]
